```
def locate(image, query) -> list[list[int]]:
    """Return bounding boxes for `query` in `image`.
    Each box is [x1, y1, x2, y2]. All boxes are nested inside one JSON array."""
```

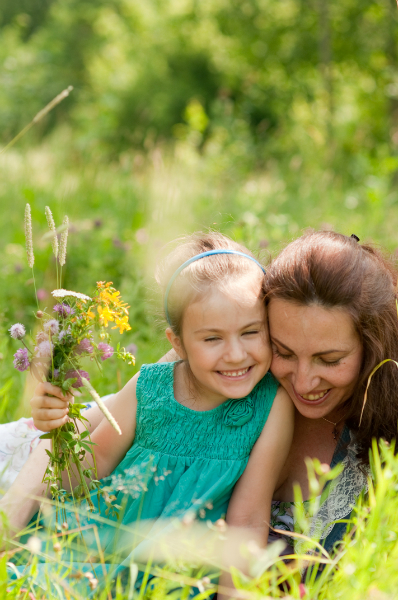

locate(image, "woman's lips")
[[292, 387, 332, 406]]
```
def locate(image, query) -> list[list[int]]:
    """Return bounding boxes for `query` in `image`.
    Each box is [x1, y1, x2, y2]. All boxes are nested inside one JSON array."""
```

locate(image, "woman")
[[261, 230, 398, 553], [3, 230, 398, 556]]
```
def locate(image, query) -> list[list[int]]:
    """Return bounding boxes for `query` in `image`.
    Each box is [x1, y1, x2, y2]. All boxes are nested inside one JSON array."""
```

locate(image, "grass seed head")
[[59, 215, 69, 266], [45, 205, 59, 258], [24, 203, 34, 268]]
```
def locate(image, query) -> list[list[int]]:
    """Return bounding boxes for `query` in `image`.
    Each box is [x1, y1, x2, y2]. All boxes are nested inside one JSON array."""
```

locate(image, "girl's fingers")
[[31, 395, 69, 410], [35, 415, 69, 432], [35, 408, 69, 421], [33, 381, 73, 401]]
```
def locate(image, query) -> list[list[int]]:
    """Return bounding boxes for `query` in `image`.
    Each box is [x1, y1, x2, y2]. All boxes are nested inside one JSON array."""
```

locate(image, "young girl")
[[3, 232, 294, 595]]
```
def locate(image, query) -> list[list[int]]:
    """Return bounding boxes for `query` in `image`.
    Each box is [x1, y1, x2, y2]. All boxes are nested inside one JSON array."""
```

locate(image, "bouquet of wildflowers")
[[9, 205, 134, 523]]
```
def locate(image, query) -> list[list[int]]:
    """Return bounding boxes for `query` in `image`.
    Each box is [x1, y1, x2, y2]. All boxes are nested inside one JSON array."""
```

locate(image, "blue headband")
[[164, 249, 266, 325]]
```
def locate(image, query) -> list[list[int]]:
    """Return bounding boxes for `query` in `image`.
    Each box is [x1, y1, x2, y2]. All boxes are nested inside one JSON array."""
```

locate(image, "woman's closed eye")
[[242, 329, 260, 336], [273, 347, 294, 360], [273, 345, 344, 366]]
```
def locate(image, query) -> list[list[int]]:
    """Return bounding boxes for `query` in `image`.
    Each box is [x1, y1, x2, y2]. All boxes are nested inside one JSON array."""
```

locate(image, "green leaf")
[[39, 432, 54, 440]]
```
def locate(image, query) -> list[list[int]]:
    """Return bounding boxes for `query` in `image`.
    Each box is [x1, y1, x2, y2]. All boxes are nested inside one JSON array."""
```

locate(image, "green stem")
[[32, 268, 39, 310]]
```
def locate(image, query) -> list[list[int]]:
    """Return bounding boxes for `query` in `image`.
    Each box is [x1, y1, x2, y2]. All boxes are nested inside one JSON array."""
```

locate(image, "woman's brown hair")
[[264, 230, 398, 462]]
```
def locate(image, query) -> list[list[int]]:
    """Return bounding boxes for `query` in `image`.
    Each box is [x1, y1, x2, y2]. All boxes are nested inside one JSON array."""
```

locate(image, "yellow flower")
[[112, 315, 131, 334], [97, 305, 115, 327]]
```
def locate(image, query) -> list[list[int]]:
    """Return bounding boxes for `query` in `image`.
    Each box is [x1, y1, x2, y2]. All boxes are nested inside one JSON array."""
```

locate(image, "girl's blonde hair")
[[156, 232, 265, 336]]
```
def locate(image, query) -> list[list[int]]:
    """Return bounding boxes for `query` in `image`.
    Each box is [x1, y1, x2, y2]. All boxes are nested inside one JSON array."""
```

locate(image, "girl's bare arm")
[[219, 387, 294, 596], [0, 373, 140, 534]]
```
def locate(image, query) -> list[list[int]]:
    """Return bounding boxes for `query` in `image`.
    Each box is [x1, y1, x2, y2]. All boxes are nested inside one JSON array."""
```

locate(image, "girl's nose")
[[224, 339, 247, 363], [291, 362, 321, 395]]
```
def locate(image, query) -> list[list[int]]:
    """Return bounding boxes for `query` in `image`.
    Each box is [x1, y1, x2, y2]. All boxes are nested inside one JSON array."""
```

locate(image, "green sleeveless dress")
[[13, 362, 278, 594]]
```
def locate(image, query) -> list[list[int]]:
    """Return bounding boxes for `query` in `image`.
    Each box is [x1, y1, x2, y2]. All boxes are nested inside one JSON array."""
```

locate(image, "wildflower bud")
[[53, 542, 61, 552], [84, 572, 94, 580], [89, 578, 98, 590], [215, 518, 226, 532], [62, 522, 68, 530], [36, 310, 43, 318], [320, 463, 330, 474]]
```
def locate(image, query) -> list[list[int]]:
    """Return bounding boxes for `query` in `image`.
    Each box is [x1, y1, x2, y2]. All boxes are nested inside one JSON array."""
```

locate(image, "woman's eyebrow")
[[271, 337, 346, 356]]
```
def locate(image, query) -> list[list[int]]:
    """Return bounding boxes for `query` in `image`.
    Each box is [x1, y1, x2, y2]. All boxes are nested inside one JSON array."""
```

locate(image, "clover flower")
[[13, 348, 30, 372], [75, 338, 93, 355], [43, 319, 59, 335], [36, 341, 54, 357], [65, 369, 90, 388], [36, 331, 49, 344], [9, 323, 26, 340], [53, 303, 74, 317], [98, 342, 114, 361]]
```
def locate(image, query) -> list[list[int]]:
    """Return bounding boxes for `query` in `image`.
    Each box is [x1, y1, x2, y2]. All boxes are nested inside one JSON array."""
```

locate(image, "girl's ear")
[[165, 327, 187, 360]]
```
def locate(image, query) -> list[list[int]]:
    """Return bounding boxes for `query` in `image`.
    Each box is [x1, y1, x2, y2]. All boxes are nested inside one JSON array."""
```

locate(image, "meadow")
[[0, 132, 398, 599]]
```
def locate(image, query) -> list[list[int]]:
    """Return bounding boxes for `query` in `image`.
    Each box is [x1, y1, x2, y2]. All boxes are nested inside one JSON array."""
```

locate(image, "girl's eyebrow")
[[194, 320, 264, 334], [270, 336, 346, 356]]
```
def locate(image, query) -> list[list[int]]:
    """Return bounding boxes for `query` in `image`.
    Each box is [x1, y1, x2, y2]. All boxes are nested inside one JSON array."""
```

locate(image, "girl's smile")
[[167, 276, 272, 410]]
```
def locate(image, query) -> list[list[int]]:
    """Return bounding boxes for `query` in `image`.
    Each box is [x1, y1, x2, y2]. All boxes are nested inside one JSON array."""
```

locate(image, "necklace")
[[322, 415, 345, 441]]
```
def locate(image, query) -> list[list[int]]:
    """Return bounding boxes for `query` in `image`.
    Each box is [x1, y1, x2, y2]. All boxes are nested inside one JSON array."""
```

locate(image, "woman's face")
[[268, 299, 363, 420]]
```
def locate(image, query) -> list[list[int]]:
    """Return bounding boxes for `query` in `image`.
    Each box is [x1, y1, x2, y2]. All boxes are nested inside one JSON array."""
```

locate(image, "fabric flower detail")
[[223, 397, 254, 427], [13, 348, 30, 372]]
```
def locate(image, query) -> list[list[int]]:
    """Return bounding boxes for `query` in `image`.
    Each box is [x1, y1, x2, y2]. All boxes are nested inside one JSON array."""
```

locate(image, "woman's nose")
[[291, 362, 321, 394]]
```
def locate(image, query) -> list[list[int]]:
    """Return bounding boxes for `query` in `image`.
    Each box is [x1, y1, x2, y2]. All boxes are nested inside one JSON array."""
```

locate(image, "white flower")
[[52, 289, 91, 301], [27, 535, 42, 554]]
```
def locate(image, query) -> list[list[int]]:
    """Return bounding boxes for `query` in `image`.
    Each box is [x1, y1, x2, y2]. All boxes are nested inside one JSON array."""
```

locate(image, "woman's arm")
[[219, 387, 294, 595], [0, 373, 140, 534]]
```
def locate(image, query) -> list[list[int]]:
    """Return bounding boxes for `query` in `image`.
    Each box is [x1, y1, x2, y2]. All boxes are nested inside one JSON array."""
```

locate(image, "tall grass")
[[1, 135, 398, 597]]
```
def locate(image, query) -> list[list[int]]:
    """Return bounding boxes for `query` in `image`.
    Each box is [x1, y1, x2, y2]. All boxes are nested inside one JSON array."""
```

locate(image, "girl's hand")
[[30, 382, 73, 431]]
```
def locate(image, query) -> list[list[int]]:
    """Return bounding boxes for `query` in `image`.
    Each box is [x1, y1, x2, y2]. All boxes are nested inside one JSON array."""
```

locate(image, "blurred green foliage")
[[1, 0, 398, 168]]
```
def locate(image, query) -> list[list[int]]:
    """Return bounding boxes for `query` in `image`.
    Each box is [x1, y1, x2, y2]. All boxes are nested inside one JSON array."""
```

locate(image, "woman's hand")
[[30, 382, 73, 431]]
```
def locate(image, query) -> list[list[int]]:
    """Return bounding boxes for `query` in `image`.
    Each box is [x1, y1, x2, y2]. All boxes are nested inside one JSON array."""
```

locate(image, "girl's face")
[[168, 276, 272, 406], [268, 299, 363, 421]]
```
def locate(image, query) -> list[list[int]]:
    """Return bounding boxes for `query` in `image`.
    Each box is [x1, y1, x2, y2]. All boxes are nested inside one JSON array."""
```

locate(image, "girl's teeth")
[[301, 390, 329, 401], [219, 368, 249, 377]]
